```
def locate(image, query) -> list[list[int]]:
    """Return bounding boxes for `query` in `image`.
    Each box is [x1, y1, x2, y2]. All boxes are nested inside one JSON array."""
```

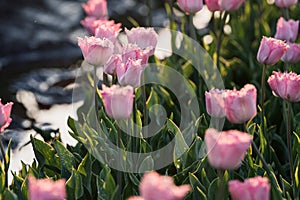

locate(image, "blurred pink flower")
[[205, 0, 221, 11], [218, 0, 245, 11], [205, 128, 252, 170], [0, 99, 13, 133], [268, 71, 300, 102], [281, 43, 300, 63], [117, 58, 144, 88], [224, 84, 257, 124], [205, 89, 227, 118], [275, 17, 299, 43], [104, 54, 122, 75], [95, 24, 121, 43], [78, 36, 114, 67], [177, 0, 203, 13], [229, 176, 270, 200], [100, 85, 134, 119], [28, 176, 66, 200], [257, 36, 289, 65], [82, 0, 108, 19], [81, 17, 122, 36], [274, 0, 298, 8], [128, 171, 191, 200], [125, 27, 158, 55]]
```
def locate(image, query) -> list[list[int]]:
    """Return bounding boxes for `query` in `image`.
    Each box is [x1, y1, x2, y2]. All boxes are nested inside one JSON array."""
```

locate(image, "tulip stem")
[[218, 170, 225, 200], [0, 138, 8, 188], [189, 14, 197, 41], [284, 101, 294, 187], [261, 64, 266, 120], [142, 85, 148, 138], [282, 8, 289, 20], [94, 66, 99, 117], [216, 12, 228, 70]]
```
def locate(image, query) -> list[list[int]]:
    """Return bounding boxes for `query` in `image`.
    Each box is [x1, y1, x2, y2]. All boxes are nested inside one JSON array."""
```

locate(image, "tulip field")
[[1, 0, 300, 199]]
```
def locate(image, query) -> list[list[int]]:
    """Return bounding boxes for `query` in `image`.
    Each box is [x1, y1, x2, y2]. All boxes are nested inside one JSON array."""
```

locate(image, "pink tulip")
[[122, 44, 150, 65], [128, 171, 191, 200], [274, 0, 298, 8], [0, 99, 13, 133], [281, 43, 300, 63], [78, 36, 114, 67], [205, 0, 221, 11], [117, 58, 144, 88], [224, 84, 257, 124], [229, 177, 270, 200], [81, 17, 122, 36], [100, 85, 134, 119], [257, 36, 289, 65], [205, 89, 227, 118], [218, 0, 245, 11], [28, 176, 66, 200], [275, 17, 299, 43], [95, 24, 121, 43], [125, 27, 158, 55], [205, 128, 252, 170], [177, 0, 203, 13], [268, 71, 300, 102], [104, 54, 122, 75], [82, 0, 108, 19]]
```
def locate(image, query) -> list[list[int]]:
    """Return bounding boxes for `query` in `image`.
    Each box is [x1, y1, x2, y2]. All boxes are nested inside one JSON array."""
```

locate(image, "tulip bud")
[[205, 89, 227, 118], [268, 71, 300, 102], [78, 36, 114, 67], [257, 36, 289, 65], [205, 0, 221, 11], [275, 17, 299, 43], [274, 0, 298, 8], [0, 99, 13, 133], [281, 43, 300, 64], [100, 85, 134, 119], [229, 177, 270, 200], [218, 0, 245, 12], [28, 176, 66, 200], [177, 0, 203, 13], [205, 128, 252, 170], [82, 0, 108, 19], [224, 84, 257, 124], [128, 171, 191, 200]]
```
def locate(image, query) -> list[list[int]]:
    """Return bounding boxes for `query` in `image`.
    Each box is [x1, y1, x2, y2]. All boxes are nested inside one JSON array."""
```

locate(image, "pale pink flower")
[[117, 58, 144, 88], [229, 176, 270, 200], [205, 0, 221, 11], [177, 0, 204, 13], [268, 71, 300, 102], [128, 171, 191, 200], [224, 84, 257, 124], [274, 0, 298, 8], [100, 85, 134, 119], [257, 36, 289, 65], [125, 27, 158, 55], [205, 128, 252, 170], [122, 43, 150, 65], [281, 43, 300, 63], [81, 17, 121, 36], [95, 22, 122, 43], [82, 0, 108, 19], [78, 36, 114, 67], [205, 89, 227, 118], [218, 0, 245, 11], [0, 99, 13, 133], [28, 176, 66, 200], [104, 54, 122, 75], [275, 17, 299, 43]]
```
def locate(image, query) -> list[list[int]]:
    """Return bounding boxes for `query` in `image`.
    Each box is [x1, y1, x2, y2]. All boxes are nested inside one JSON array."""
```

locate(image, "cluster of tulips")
[[1, 0, 300, 199]]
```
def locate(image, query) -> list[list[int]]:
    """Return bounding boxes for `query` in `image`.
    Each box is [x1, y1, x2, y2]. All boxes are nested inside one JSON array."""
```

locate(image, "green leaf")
[[207, 177, 219, 200], [54, 140, 75, 178], [138, 156, 154, 173], [78, 154, 93, 196], [66, 169, 84, 200], [189, 173, 207, 199], [2, 189, 18, 200]]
